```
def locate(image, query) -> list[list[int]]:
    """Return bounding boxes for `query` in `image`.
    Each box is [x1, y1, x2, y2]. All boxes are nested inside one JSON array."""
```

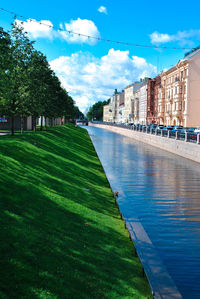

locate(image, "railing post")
[[167, 130, 170, 138], [150, 128, 152, 134], [185, 132, 188, 142], [197, 133, 200, 144], [161, 130, 163, 137], [175, 131, 178, 140]]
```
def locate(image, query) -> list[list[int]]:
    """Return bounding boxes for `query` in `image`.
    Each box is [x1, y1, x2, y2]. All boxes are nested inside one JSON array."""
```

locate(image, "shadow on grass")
[[0, 124, 151, 298]]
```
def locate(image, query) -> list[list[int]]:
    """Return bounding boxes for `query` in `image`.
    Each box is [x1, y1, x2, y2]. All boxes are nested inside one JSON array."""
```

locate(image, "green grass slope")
[[0, 124, 151, 299]]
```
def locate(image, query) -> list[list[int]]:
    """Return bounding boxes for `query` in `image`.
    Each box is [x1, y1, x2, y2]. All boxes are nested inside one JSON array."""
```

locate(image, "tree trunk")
[[33, 115, 36, 131], [40, 116, 43, 131], [45, 117, 47, 130], [11, 116, 15, 136], [21, 116, 24, 134]]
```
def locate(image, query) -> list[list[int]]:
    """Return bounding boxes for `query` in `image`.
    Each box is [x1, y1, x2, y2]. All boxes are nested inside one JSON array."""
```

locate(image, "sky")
[[1, 0, 200, 113]]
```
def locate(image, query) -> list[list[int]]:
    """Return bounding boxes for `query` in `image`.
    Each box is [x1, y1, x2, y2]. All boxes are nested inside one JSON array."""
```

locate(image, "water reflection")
[[86, 126, 200, 299]]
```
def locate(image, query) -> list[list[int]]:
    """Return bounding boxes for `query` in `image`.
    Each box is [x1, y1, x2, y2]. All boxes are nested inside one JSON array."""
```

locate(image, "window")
[[181, 71, 183, 80], [184, 69, 187, 77]]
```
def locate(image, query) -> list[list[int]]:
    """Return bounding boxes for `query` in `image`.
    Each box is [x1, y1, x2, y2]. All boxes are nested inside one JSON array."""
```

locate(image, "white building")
[[139, 83, 148, 124], [124, 79, 149, 124]]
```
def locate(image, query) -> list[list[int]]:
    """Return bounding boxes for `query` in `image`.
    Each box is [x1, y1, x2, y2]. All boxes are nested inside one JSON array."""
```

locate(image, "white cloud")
[[75, 96, 90, 111], [50, 49, 157, 112], [150, 29, 200, 46], [150, 31, 172, 44], [15, 19, 54, 39], [15, 18, 100, 45], [59, 18, 100, 45], [98, 6, 108, 14]]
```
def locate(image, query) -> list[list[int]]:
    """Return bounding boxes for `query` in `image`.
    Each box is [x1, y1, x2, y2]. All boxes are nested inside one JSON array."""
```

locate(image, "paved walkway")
[[126, 219, 182, 298]]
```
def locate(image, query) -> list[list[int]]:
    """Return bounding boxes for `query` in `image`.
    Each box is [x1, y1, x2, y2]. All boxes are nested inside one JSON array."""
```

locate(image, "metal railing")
[[91, 121, 200, 145]]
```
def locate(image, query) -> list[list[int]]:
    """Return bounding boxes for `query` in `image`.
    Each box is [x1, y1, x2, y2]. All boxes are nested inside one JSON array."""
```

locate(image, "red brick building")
[[146, 76, 161, 124]]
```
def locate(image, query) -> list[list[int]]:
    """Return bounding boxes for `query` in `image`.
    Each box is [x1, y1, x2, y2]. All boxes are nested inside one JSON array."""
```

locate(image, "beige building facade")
[[158, 49, 200, 127], [124, 84, 134, 123], [103, 104, 112, 122]]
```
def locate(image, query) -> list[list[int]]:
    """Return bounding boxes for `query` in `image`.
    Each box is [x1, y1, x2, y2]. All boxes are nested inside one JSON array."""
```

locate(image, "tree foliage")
[[86, 99, 110, 121], [0, 24, 82, 135]]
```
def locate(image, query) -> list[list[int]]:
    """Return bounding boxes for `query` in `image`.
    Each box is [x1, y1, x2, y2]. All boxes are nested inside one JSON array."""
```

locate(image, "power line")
[[0, 7, 195, 51]]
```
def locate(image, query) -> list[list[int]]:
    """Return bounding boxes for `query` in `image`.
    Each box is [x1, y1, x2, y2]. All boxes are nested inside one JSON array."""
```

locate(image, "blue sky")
[[1, 0, 200, 112]]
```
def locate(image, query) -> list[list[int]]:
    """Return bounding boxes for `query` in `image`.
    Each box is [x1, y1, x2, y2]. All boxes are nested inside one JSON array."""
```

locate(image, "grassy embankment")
[[0, 124, 151, 298]]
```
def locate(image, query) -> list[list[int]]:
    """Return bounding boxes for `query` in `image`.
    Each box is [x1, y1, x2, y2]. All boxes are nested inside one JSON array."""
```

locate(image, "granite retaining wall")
[[90, 123, 200, 164]]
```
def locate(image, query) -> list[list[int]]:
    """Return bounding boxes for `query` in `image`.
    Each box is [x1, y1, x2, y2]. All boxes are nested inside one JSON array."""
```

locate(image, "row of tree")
[[0, 23, 83, 135], [86, 99, 110, 121]]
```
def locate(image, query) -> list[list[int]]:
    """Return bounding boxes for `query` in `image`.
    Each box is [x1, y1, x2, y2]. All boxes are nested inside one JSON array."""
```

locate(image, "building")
[[124, 84, 134, 123], [103, 91, 125, 123], [103, 104, 112, 122], [147, 76, 161, 124], [132, 88, 140, 123], [139, 82, 148, 124], [0, 116, 34, 131], [124, 79, 149, 124], [118, 91, 125, 123], [109, 94, 118, 122], [158, 49, 200, 127]]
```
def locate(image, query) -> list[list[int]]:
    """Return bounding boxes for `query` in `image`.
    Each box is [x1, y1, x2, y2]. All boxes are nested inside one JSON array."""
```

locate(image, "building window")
[[185, 69, 188, 77], [181, 71, 183, 80]]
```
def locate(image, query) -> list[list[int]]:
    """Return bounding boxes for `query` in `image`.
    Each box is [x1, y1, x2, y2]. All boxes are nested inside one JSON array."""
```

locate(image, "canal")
[[86, 125, 200, 299]]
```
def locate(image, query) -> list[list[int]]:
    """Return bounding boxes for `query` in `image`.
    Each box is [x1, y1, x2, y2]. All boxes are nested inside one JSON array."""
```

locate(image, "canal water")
[[86, 125, 200, 299]]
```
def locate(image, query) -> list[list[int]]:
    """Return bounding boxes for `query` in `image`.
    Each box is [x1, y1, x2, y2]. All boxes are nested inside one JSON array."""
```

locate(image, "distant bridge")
[[76, 119, 88, 125]]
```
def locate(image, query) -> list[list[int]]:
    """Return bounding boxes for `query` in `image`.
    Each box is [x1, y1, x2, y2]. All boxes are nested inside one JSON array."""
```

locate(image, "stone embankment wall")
[[90, 123, 200, 164]]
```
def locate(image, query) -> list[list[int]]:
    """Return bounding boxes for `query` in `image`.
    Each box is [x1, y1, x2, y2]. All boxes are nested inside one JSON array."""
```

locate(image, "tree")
[[73, 106, 84, 120], [0, 24, 77, 134], [86, 99, 110, 121], [0, 23, 34, 135], [0, 27, 12, 117], [27, 50, 49, 130]]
